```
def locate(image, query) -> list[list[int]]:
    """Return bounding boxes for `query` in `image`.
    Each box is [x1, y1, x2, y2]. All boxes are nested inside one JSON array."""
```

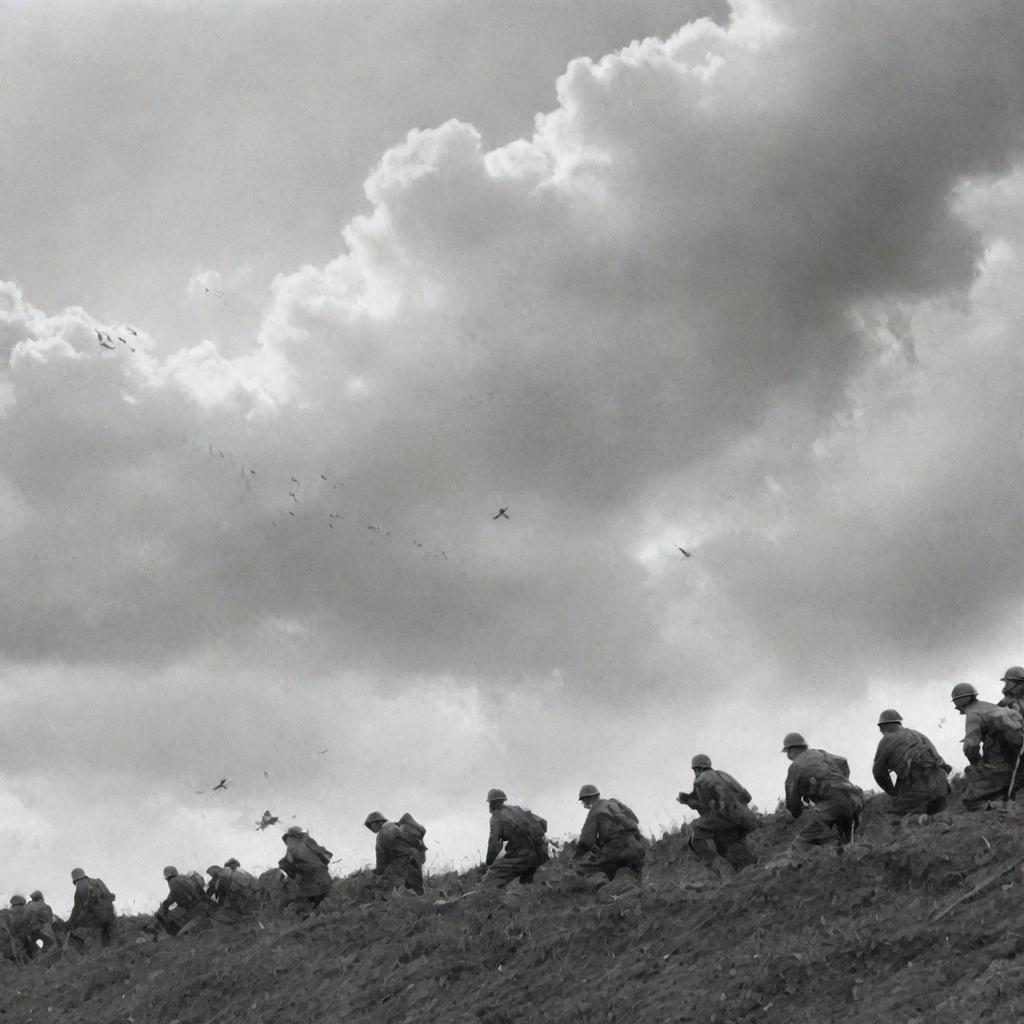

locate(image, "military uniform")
[[872, 727, 951, 815], [279, 832, 333, 912], [785, 749, 863, 849], [157, 873, 209, 935], [67, 874, 116, 949], [959, 698, 1022, 809], [484, 805, 548, 887], [26, 894, 59, 950], [576, 798, 646, 880], [683, 769, 758, 871], [375, 816, 427, 895]]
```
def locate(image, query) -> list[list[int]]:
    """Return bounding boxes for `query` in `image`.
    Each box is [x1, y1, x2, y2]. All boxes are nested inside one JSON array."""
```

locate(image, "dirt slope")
[[4, 796, 1023, 1024]]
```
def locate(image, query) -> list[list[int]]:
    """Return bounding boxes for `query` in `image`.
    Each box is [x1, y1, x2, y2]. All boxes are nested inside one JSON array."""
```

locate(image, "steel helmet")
[[163, 865, 178, 879], [284, 825, 306, 837], [691, 754, 713, 770], [29, 890, 43, 901], [364, 811, 386, 827], [224, 858, 240, 869], [951, 682, 978, 703], [207, 865, 222, 877], [781, 732, 807, 751], [486, 788, 507, 803], [70, 868, 86, 882], [578, 784, 600, 800], [877, 709, 903, 725], [1001, 666, 1024, 683], [10, 895, 26, 906]]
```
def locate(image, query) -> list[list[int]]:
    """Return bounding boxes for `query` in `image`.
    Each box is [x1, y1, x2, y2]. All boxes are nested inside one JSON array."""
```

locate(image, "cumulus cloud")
[[2, 0, 1024, 906]]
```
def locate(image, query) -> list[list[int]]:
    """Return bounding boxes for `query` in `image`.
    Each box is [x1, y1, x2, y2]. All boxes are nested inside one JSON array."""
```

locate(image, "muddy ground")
[[3, 795, 1023, 1023]]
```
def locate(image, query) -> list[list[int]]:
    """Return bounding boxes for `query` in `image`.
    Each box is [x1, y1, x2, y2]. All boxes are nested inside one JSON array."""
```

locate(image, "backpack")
[[303, 836, 333, 866], [397, 812, 428, 859], [604, 799, 640, 835], [505, 806, 549, 862], [88, 878, 115, 910], [986, 705, 1024, 751]]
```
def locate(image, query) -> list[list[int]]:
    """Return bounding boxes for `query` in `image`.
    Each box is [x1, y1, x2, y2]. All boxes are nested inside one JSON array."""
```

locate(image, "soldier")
[[278, 825, 333, 914], [7, 896, 34, 962], [782, 733, 864, 850], [998, 666, 1024, 715], [155, 866, 209, 936], [26, 890, 59, 951], [207, 862, 258, 917], [364, 811, 428, 895], [677, 754, 759, 872], [872, 709, 952, 815], [66, 867, 116, 950], [574, 784, 646, 881], [482, 788, 549, 888], [952, 681, 1024, 809]]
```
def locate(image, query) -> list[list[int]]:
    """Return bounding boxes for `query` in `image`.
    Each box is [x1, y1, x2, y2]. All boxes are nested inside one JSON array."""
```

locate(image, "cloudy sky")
[[2, 0, 1023, 914]]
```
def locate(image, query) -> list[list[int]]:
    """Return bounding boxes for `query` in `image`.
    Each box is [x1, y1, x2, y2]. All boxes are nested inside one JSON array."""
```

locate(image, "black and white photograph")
[[2, 0, 1024, 1019]]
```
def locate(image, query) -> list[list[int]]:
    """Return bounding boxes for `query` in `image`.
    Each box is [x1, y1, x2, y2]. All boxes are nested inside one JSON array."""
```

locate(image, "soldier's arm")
[[872, 740, 895, 795], [578, 808, 599, 852], [485, 814, 503, 866], [784, 766, 803, 818], [963, 710, 983, 764]]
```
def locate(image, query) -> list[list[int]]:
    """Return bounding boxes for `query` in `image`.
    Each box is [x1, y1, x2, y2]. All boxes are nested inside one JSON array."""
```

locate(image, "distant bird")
[[493, 507, 510, 520], [204, 286, 223, 297], [290, 477, 299, 484], [212, 778, 229, 791], [288, 511, 295, 517], [99, 339, 115, 350], [288, 492, 298, 502], [320, 474, 327, 481], [677, 547, 691, 558], [255, 810, 279, 831], [320, 749, 328, 754]]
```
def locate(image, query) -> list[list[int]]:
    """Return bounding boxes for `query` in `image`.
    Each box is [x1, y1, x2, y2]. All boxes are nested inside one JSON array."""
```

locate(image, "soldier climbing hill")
[[574, 784, 646, 882], [872, 709, 951, 816], [364, 811, 428, 895], [678, 754, 759, 872], [782, 733, 864, 850], [482, 789, 549, 888]]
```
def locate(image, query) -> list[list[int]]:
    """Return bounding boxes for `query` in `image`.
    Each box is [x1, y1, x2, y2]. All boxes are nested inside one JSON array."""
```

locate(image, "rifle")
[[1006, 735, 1024, 801]]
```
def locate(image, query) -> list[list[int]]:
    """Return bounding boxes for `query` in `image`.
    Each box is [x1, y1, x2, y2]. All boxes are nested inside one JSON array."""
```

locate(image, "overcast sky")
[[2, 0, 1023, 915]]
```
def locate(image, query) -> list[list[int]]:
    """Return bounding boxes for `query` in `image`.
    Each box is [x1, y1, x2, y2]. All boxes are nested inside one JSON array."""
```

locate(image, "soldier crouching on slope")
[[482, 788, 550, 888], [678, 754, 759, 872], [66, 867, 116, 951], [26, 890, 60, 952], [782, 734, 864, 851], [574, 784, 646, 882], [952, 681, 1024, 809], [872, 709, 951, 816], [278, 825, 333, 914], [155, 866, 210, 936], [364, 811, 428, 895]]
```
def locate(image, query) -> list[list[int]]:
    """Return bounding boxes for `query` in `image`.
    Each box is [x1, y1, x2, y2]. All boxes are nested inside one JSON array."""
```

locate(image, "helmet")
[[364, 811, 386, 827], [224, 858, 240, 869], [578, 784, 600, 800], [10, 895, 25, 906], [163, 865, 178, 879], [1001, 666, 1024, 683], [284, 825, 306, 837], [690, 754, 712, 770], [781, 732, 807, 751], [951, 682, 978, 703], [70, 868, 86, 882], [29, 891, 43, 902], [877, 709, 903, 725], [486, 789, 507, 803], [207, 865, 222, 877]]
